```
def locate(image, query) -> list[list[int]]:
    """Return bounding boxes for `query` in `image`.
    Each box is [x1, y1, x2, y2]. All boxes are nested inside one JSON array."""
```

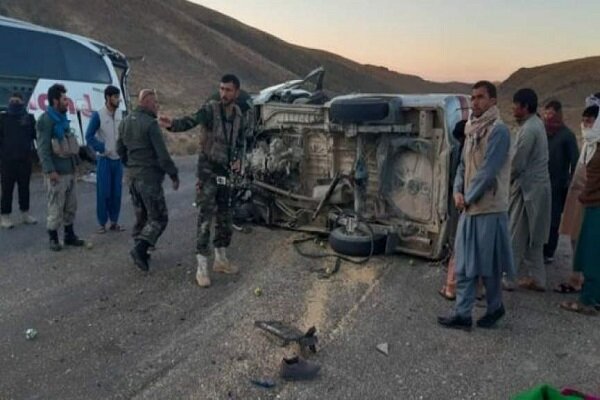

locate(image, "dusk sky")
[[194, 0, 600, 83]]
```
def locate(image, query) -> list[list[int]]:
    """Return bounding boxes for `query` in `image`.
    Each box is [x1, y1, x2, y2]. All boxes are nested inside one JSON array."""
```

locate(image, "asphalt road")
[[1, 156, 598, 399]]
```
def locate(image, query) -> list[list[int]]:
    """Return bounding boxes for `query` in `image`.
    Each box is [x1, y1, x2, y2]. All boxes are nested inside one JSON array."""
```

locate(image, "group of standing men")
[[1, 75, 244, 291], [114, 74, 244, 289], [439, 80, 600, 330]]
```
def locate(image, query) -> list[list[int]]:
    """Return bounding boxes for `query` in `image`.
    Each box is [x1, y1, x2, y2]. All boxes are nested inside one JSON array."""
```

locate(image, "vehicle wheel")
[[329, 96, 401, 124], [328, 226, 387, 257]]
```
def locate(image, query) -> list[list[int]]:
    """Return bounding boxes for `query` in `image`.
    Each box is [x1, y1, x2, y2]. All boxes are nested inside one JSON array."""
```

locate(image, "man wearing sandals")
[[505, 89, 551, 292], [438, 81, 514, 330], [561, 95, 600, 316], [85, 85, 125, 233]]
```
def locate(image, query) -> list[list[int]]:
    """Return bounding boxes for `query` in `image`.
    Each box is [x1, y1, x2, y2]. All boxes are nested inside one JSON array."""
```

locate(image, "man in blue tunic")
[[438, 81, 514, 330]]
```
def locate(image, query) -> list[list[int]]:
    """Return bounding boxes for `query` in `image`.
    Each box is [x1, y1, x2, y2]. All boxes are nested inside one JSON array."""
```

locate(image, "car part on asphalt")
[[255, 320, 318, 354], [376, 342, 389, 356], [279, 356, 321, 381], [250, 378, 276, 389]]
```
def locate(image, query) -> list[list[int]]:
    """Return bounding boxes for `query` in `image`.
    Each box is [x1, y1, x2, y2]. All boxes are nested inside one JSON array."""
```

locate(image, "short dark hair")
[[48, 84, 67, 107], [472, 81, 497, 99], [104, 85, 120, 100], [10, 92, 23, 100], [513, 88, 538, 113], [221, 74, 240, 89], [582, 105, 599, 119], [544, 100, 562, 113]]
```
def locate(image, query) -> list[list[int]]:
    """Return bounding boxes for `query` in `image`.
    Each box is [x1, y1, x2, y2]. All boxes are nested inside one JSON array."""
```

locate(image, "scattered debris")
[[25, 328, 38, 340], [250, 378, 276, 389], [254, 287, 263, 297], [255, 321, 318, 353], [85, 241, 93, 250], [318, 257, 341, 279], [409, 259, 415, 266], [376, 342, 389, 356], [280, 356, 321, 381]]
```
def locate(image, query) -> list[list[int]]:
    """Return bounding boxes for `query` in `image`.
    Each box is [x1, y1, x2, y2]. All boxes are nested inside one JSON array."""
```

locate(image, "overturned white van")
[[241, 69, 469, 260]]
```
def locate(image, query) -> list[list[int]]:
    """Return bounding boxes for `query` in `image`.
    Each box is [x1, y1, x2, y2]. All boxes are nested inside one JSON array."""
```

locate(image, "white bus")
[[0, 16, 130, 146]]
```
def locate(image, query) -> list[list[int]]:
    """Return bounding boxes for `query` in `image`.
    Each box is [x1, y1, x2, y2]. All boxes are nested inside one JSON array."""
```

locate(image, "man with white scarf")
[[505, 88, 552, 292], [438, 81, 514, 330], [580, 95, 600, 164]]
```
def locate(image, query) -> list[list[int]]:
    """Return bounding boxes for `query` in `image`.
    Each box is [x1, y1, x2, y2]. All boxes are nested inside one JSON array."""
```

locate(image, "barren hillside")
[[0, 0, 470, 113], [499, 56, 600, 133]]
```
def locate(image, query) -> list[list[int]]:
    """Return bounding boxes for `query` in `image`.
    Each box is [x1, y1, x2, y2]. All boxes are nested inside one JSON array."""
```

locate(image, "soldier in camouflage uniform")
[[160, 74, 244, 288], [117, 89, 179, 271]]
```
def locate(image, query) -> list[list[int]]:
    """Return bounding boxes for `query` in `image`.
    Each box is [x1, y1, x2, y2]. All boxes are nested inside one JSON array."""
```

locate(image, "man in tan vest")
[[438, 81, 514, 331]]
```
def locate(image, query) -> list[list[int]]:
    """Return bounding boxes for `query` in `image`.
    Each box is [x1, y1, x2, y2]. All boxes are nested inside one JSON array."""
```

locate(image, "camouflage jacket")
[[169, 100, 244, 177], [117, 107, 178, 182]]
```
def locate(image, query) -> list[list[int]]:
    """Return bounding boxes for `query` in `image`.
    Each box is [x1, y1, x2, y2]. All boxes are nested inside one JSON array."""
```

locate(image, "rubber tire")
[[328, 226, 387, 257], [329, 97, 391, 124]]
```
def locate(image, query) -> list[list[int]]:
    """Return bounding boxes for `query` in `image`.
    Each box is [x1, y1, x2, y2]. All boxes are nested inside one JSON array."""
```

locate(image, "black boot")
[[64, 225, 85, 246], [130, 240, 150, 271], [437, 314, 472, 331], [476, 304, 505, 328], [280, 356, 321, 381], [48, 230, 62, 252]]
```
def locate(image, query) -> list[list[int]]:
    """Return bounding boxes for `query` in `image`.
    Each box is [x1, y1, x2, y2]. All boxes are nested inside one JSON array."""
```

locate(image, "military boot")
[[64, 225, 85, 247], [130, 240, 150, 272], [48, 230, 62, 251], [213, 247, 238, 274], [195, 254, 211, 288]]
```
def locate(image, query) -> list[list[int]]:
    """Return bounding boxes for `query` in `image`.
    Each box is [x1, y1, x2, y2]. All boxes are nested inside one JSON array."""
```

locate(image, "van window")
[[0, 25, 111, 83]]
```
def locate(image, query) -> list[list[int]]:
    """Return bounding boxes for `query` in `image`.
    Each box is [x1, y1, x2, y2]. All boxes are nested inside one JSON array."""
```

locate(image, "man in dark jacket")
[[542, 100, 579, 264], [0, 93, 37, 228], [117, 89, 179, 272]]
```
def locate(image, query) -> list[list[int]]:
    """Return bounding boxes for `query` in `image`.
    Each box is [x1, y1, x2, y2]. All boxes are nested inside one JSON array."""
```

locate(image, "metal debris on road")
[[255, 321, 318, 353], [250, 378, 276, 389], [318, 257, 341, 279], [376, 342, 389, 356], [25, 328, 38, 340]]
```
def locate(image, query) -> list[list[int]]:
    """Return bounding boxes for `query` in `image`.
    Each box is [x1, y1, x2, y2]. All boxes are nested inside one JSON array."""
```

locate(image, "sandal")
[[518, 278, 546, 292], [97, 226, 107, 234], [553, 283, 581, 294], [438, 286, 456, 301], [109, 224, 125, 232], [560, 301, 598, 316]]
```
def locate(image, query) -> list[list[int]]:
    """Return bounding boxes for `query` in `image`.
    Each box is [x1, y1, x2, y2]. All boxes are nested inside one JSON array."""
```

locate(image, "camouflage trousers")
[[196, 176, 232, 256], [129, 178, 168, 246], [45, 173, 77, 231]]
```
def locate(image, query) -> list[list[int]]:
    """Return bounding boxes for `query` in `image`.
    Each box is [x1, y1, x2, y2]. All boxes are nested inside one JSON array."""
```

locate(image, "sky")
[[193, 0, 600, 83]]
